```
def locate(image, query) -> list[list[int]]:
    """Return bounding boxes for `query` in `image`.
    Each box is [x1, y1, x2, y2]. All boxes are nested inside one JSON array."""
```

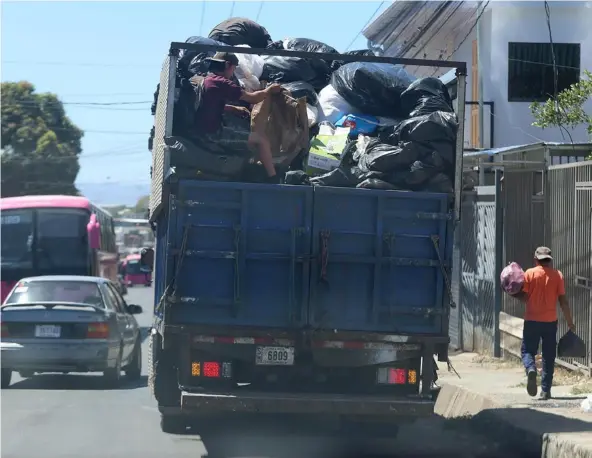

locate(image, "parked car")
[[0, 275, 143, 388]]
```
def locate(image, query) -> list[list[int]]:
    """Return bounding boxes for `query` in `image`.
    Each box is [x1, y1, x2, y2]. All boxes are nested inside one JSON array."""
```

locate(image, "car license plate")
[[35, 325, 61, 338], [255, 346, 295, 365]]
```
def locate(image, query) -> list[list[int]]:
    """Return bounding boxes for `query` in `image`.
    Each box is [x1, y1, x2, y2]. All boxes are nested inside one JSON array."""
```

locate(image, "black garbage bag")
[[208, 18, 272, 48], [558, 330, 587, 358], [284, 38, 338, 55], [284, 170, 311, 186], [356, 178, 399, 190], [148, 126, 155, 152], [172, 76, 203, 138], [281, 81, 318, 105], [261, 56, 330, 91], [178, 36, 225, 78], [385, 160, 442, 191], [330, 62, 415, 117], [379, 111, 458, 165], [151, 83, 159, 115], [331, 49, 378, 71], [266, 40, 284, 50], [357, 140, 433, 174], [165, 136, 247, 178], [423, 173, 454, 193], [400, 77, 454, 118], [310, 166, 361, 188]]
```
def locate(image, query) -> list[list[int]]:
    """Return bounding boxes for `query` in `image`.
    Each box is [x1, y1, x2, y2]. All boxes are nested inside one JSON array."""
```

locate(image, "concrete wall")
[[451, 1, 592, 148]]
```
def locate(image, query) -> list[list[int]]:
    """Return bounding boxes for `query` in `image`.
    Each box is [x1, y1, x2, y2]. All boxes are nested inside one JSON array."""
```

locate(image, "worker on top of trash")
[[194, 52, 282, 182]]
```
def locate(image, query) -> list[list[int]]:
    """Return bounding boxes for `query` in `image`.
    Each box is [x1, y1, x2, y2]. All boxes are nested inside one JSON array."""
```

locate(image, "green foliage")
[[1, 81, 83, 197], [530, 70, 592, 139], [134, 195, 150, 213]]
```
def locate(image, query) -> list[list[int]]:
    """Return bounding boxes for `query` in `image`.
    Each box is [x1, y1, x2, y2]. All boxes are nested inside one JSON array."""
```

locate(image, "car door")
[[106, 283, 136, 361], [100, 283, 133, 361]]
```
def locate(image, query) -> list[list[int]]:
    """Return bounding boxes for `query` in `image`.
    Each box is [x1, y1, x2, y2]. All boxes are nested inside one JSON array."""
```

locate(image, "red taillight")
[[1, 323, 8, 338], [377, 367, 407, 385], [86, 323, 109, 339], [203, 362, 220, 378]]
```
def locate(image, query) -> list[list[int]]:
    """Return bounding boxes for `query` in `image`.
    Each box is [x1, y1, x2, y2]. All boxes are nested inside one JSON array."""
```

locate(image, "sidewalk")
[[435, 352, 592, 458]]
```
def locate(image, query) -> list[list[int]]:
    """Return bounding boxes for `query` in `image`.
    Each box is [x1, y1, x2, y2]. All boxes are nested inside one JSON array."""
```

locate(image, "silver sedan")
[[1, 275, 143, 388]]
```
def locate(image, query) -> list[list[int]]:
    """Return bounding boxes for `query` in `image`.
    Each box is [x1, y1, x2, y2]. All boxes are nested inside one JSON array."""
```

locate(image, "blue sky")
[[2, 1, 389, 196]]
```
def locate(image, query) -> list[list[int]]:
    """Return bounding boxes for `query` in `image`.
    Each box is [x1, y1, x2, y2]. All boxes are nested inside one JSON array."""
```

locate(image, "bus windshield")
[[0, 208, 89, 271]]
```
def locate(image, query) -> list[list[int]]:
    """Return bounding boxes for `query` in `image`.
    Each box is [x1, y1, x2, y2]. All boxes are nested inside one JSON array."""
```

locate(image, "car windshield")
[[4, 280, 104, 308]]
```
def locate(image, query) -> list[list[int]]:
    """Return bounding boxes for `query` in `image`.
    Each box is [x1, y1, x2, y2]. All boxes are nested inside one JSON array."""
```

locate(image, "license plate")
[[35, 325, 61, 338], [255, 346, 295, 365]]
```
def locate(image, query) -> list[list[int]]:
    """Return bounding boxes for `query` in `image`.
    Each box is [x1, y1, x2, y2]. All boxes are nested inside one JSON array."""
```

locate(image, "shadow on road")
[[7, 374, 148, 391], [170, 413, 522, 458], [139, 326, 151, 344]]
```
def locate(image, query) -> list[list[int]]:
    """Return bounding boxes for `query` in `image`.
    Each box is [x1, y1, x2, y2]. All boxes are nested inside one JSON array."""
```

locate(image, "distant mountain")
[[78, 182, 150, 207]]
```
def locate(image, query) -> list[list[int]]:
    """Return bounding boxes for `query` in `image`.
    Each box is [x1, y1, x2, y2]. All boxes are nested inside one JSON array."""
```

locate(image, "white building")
[[364, 1, 592, 150]]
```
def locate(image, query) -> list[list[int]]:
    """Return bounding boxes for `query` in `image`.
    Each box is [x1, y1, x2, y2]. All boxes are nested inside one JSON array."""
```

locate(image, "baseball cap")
[[534, 246, 553, 260], [210, 52, 239, 66]]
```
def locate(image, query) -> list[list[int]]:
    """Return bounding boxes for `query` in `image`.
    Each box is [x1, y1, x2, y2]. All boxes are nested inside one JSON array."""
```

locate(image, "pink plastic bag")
[[500, 262, 525, 295]]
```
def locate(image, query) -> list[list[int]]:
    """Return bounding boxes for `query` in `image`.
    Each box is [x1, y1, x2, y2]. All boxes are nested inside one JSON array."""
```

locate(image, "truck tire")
[[153, 347, 181, 407], [160, 414, 187, 434]]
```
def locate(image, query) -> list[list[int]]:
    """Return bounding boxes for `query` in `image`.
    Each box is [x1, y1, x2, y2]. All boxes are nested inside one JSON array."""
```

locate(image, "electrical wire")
[[229, 1, 236, 19], [255, 1, 264, 22], [199, 0, 206, 36], [344, 1, 386, 52]]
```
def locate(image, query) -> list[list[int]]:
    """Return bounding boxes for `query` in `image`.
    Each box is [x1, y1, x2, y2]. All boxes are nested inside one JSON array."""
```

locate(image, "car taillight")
[[1, 322, 8, 338], [86, 323, 109, 339]]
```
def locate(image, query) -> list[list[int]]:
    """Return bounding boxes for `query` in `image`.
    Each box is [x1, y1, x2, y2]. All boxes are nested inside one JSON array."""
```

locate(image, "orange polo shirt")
[[522, 265, 565, 322]]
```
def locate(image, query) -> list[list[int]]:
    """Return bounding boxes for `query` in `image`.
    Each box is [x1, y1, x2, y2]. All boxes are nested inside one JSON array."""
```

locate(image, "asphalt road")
[[1, 287, 517, 458]]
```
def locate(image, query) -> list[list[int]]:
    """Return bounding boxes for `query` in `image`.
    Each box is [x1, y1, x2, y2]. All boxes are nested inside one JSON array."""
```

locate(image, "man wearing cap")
[[514, 247, 575, 400], [194, 52, 282, 182]]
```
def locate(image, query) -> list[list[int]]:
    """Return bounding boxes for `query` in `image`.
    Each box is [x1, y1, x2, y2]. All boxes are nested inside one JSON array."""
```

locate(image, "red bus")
[[0, 195, 119, 303]]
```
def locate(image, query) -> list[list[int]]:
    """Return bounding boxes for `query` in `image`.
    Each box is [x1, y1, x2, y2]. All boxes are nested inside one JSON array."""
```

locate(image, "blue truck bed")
[[155, 179, 453, 336]]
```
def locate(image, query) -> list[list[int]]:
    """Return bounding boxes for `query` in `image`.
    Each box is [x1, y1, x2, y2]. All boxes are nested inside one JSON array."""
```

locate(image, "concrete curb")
[[434, 383, 592, 458]]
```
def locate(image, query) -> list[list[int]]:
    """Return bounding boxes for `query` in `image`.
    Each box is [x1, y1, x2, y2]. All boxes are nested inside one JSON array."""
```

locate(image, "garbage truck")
[[142, 41, 467, 434]]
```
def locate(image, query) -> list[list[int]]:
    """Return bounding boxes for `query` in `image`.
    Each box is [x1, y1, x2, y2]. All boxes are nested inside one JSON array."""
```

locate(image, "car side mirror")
[[140, 247, 154, 271], [127, 304, 143, 315]]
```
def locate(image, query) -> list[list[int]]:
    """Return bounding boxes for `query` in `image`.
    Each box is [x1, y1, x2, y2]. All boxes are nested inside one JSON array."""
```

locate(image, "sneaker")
[[526, 370, 538, 396], [538, 390, 551, 400]]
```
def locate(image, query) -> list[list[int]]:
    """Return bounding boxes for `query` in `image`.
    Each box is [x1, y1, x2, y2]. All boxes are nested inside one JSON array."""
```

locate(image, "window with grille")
[[508, 42, 580, 102]]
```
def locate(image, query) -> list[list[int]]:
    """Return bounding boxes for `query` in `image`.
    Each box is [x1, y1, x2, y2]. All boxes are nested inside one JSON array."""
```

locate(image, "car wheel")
[[160, 414, 187, 434], [18, 371, 35, 378], [103, 347, 122, 388], [1, 369, 13, 389], [125, 338, 142, 380]]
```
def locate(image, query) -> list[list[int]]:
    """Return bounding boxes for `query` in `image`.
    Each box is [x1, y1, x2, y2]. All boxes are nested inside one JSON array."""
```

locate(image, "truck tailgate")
[[168, 180, 313, 328], [309, 186, 452, 334]]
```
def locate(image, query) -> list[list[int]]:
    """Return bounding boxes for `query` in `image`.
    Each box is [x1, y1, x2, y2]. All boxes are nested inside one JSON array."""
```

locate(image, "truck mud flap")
[[181, 391, 434, 417]]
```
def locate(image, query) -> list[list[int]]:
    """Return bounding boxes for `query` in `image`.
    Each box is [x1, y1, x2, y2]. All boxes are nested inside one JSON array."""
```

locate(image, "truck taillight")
[[1, 322, 8, 338], [203, 362, 220, 378], [377, 367, 407, 385], [193, 361, 232, 378], [86, 323, 109, 339]]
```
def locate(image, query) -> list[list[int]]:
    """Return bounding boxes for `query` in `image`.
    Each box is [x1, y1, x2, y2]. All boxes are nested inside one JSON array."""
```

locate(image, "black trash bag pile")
[[208, 17, 272, 48], [400, 77, 454, 118], [178, 36, 226, 78], [261, 56, 329, 91], [307, 106, 458, 192], [281, 81, 318, 105], [331, 49, 378, 72], [330, 63, 415, 118]]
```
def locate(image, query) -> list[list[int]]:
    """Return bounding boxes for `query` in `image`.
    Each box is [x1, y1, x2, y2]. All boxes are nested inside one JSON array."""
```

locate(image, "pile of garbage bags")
[[149, 17, 458, 193]]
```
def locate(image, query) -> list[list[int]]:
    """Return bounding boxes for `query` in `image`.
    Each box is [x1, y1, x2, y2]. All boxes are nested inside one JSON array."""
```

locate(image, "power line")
[[344, 1, 386, 52], [12, 99, 151, 106], [229, 1, 236, 18], [199, 0, 207, 36], [255, 1, 264, 22], [2, 60, 157, 68]]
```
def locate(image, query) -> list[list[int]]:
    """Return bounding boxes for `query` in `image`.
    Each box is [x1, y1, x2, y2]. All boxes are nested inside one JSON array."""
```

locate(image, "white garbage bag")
[[306, 104, 319, 127], [234, 44, 264, 92], [582, 394, 592, 413], [317, 84, 359, 125]]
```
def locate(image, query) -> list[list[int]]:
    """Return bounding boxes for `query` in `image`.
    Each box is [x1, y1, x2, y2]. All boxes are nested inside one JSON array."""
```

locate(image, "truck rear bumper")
[[178, 391, 434, 417]]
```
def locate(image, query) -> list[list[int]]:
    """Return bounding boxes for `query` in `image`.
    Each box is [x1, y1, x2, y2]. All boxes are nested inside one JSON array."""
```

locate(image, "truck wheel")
[[160, 414, 187, 434], [1, 369, 12, 389], [154, 357, 181, 407], [125, 338, 142, 381]]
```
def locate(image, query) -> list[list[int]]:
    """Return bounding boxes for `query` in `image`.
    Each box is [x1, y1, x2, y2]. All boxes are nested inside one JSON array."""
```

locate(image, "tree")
[[1, 81, 83, 197], [530, 70, 592, 139], [134, 195, 150, 213]]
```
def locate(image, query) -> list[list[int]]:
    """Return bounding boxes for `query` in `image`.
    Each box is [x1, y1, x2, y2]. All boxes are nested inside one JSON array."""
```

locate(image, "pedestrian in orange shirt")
[[514, 247, 575, 400]]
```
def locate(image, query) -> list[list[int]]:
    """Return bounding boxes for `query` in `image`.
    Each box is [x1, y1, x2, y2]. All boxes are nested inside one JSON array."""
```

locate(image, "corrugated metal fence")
[[547, 162, 592, 375], [452, 146, 591, 375]]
